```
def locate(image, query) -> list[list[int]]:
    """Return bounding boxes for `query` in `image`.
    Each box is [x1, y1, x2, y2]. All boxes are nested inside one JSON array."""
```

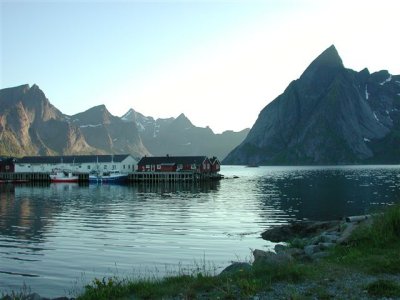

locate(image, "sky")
[[1, 0, 399, 133]]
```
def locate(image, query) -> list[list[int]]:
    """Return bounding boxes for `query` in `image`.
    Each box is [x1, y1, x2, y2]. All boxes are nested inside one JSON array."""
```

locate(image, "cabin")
[[0, 157, 15, 173], [209, 156, 221, 173], [137, 156, 218, 174], [14, 154, 137, 174]]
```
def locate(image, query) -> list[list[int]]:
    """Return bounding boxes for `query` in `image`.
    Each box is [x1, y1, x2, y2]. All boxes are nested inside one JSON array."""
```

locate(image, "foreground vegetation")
[[2, 204, 399, 299], [76, 203, 400, 300]]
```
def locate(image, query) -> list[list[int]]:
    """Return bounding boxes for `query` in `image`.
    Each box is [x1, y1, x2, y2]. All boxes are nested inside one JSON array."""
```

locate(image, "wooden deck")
[[128, 171, 221, 182], [0, 171, 221, 183], [0, 172, 89, 183]]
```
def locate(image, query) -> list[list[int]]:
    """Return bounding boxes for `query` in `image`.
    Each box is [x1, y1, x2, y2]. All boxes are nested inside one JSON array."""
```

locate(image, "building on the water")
[[14, 154, 137, 174], [131, 155, 221, 182], [137, 155, 220, 174]]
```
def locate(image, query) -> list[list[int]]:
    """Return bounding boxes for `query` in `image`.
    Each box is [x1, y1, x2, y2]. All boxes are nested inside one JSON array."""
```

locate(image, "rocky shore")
[[222, 215, 372, 274], [219, 214, 400, 299]]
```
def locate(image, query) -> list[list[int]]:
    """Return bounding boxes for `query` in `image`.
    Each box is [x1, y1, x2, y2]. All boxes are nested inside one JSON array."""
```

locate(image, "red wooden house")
[[137, 155, 219, 174], [0, 157, 15, 173], [209, 156, 221, 173]]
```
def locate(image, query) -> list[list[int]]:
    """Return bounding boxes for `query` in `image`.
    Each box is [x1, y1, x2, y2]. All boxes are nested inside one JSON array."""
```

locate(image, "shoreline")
[[4, 206, 400, 299]]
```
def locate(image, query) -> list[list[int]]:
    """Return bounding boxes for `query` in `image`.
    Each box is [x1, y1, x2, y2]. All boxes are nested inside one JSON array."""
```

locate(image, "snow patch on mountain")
[[80, 124, 102, 128], [380, 74, 392, 85]]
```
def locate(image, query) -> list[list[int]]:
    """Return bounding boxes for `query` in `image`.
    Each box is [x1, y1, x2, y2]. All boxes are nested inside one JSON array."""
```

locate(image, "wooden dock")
[[0, 172, 220, 183], [128, 171, 222, 182], [0, 172, 88, 183]]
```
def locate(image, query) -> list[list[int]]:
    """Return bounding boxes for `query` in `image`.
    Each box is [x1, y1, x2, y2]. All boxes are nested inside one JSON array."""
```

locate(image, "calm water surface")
[[0, 165, 399, 297]]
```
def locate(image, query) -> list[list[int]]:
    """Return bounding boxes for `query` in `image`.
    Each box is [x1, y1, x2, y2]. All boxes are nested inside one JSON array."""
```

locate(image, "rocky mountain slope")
[[121, 109, 249, 160], [0, 84, 94, 156], [0, 85, 248, 159], [70, 105, 148, 157], [223, 45, 400, 165]]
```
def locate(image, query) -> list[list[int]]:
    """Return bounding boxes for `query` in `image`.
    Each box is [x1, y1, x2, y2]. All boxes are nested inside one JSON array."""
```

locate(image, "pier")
[[0, 172, 89, 183], [0, 172, 220, 183], [128, 171, 221, 182]]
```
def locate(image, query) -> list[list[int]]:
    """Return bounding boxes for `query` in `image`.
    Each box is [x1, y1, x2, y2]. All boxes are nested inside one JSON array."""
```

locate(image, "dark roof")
[[17, 154, 133, 164], [0, 157, 15, 164], [138, 156, 208, 166], [209, 157, 220, 164]]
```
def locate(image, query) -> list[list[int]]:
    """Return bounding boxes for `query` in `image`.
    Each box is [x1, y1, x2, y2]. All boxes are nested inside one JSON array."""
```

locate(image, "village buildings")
[[137, 155, 220, 174], [1, 154, 221, 182], [14, 154, 137, 173]]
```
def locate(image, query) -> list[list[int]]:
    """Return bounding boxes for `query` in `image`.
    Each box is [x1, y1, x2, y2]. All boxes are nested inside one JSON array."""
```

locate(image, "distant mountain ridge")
[[223, 45, 400, 165], [0, 85, 248, 159], [121, 109, 249, 159]]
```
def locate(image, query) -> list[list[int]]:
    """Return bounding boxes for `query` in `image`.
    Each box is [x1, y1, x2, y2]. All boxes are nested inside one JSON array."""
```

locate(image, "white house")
[[15, 154, 137, 173]]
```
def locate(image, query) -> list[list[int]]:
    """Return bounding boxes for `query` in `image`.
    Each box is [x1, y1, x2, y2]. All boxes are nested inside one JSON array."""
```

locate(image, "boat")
[[89, 170, 128, 183], [246, 164, 259, 168], [50, 170, 79, 183]]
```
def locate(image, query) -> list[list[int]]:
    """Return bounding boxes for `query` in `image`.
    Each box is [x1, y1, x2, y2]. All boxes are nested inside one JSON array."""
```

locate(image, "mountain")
[[121, 109, 249, 160], [0, 84, 94, 156], [0, 85, 148, 157], [0, 85, 248, 159], [223, 45, 400, 165], [70, 105, 148, 157]]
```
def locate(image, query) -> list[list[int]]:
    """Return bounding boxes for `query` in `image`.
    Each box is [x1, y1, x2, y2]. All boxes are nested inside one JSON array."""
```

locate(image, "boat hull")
[[50, 171, 79, 183], [50, 178, 79, 183], [89, 174, 128, 184]]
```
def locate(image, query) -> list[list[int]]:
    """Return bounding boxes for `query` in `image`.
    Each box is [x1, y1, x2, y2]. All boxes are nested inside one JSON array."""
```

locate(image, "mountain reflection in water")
[[0, 165, 399, 297]]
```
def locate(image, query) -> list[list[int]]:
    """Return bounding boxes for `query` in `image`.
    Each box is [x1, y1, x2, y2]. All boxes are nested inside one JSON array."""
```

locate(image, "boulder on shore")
[[261, 221, 340, 243]]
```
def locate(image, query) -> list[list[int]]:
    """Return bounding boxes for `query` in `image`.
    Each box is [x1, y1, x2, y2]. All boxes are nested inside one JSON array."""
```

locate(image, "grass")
[[366, 279, 400, 298], [329, 203, 400, 274], [76, 260, 313, 300]]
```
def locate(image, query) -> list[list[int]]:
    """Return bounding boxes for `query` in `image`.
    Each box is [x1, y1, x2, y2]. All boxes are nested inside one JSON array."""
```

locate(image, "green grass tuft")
[[330, 203, 400, 274], [366, 279, 400, 298]]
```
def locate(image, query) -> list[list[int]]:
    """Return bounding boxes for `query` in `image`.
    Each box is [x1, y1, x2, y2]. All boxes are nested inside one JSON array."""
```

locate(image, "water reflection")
[[0, 184, 56, 243], [221, 166, 400, 222], [0, 166, 399, 297], [133, 180, 220, 194]]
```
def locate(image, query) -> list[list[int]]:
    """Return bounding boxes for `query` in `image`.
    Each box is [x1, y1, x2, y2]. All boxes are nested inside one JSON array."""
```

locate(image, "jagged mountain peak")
[[310, 45, 342, 68], [300, 44, 344, 84], [174, 113, 193, 128], [224, 46, 400, 165], [123, 108, 135, 116], [72, 104, 114, 125]]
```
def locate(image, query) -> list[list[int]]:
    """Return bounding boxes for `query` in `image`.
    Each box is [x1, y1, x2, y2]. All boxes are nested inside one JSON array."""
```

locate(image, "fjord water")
[[1, 165, 399, 297]]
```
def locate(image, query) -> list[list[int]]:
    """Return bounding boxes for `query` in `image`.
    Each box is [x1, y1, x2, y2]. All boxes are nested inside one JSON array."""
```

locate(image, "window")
[[87, 165, 91, 170], [104, 165, 107, 169], [112, 165, 116, 170], [123, 165, 125, 169]]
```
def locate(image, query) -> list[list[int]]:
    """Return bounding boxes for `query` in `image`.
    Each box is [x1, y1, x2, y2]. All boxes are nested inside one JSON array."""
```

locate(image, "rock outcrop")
[[223, 45, 400, 165]]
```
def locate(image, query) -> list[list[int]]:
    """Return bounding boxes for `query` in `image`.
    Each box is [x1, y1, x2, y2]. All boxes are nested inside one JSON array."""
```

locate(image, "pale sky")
[[1, 0, 399, 133]]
